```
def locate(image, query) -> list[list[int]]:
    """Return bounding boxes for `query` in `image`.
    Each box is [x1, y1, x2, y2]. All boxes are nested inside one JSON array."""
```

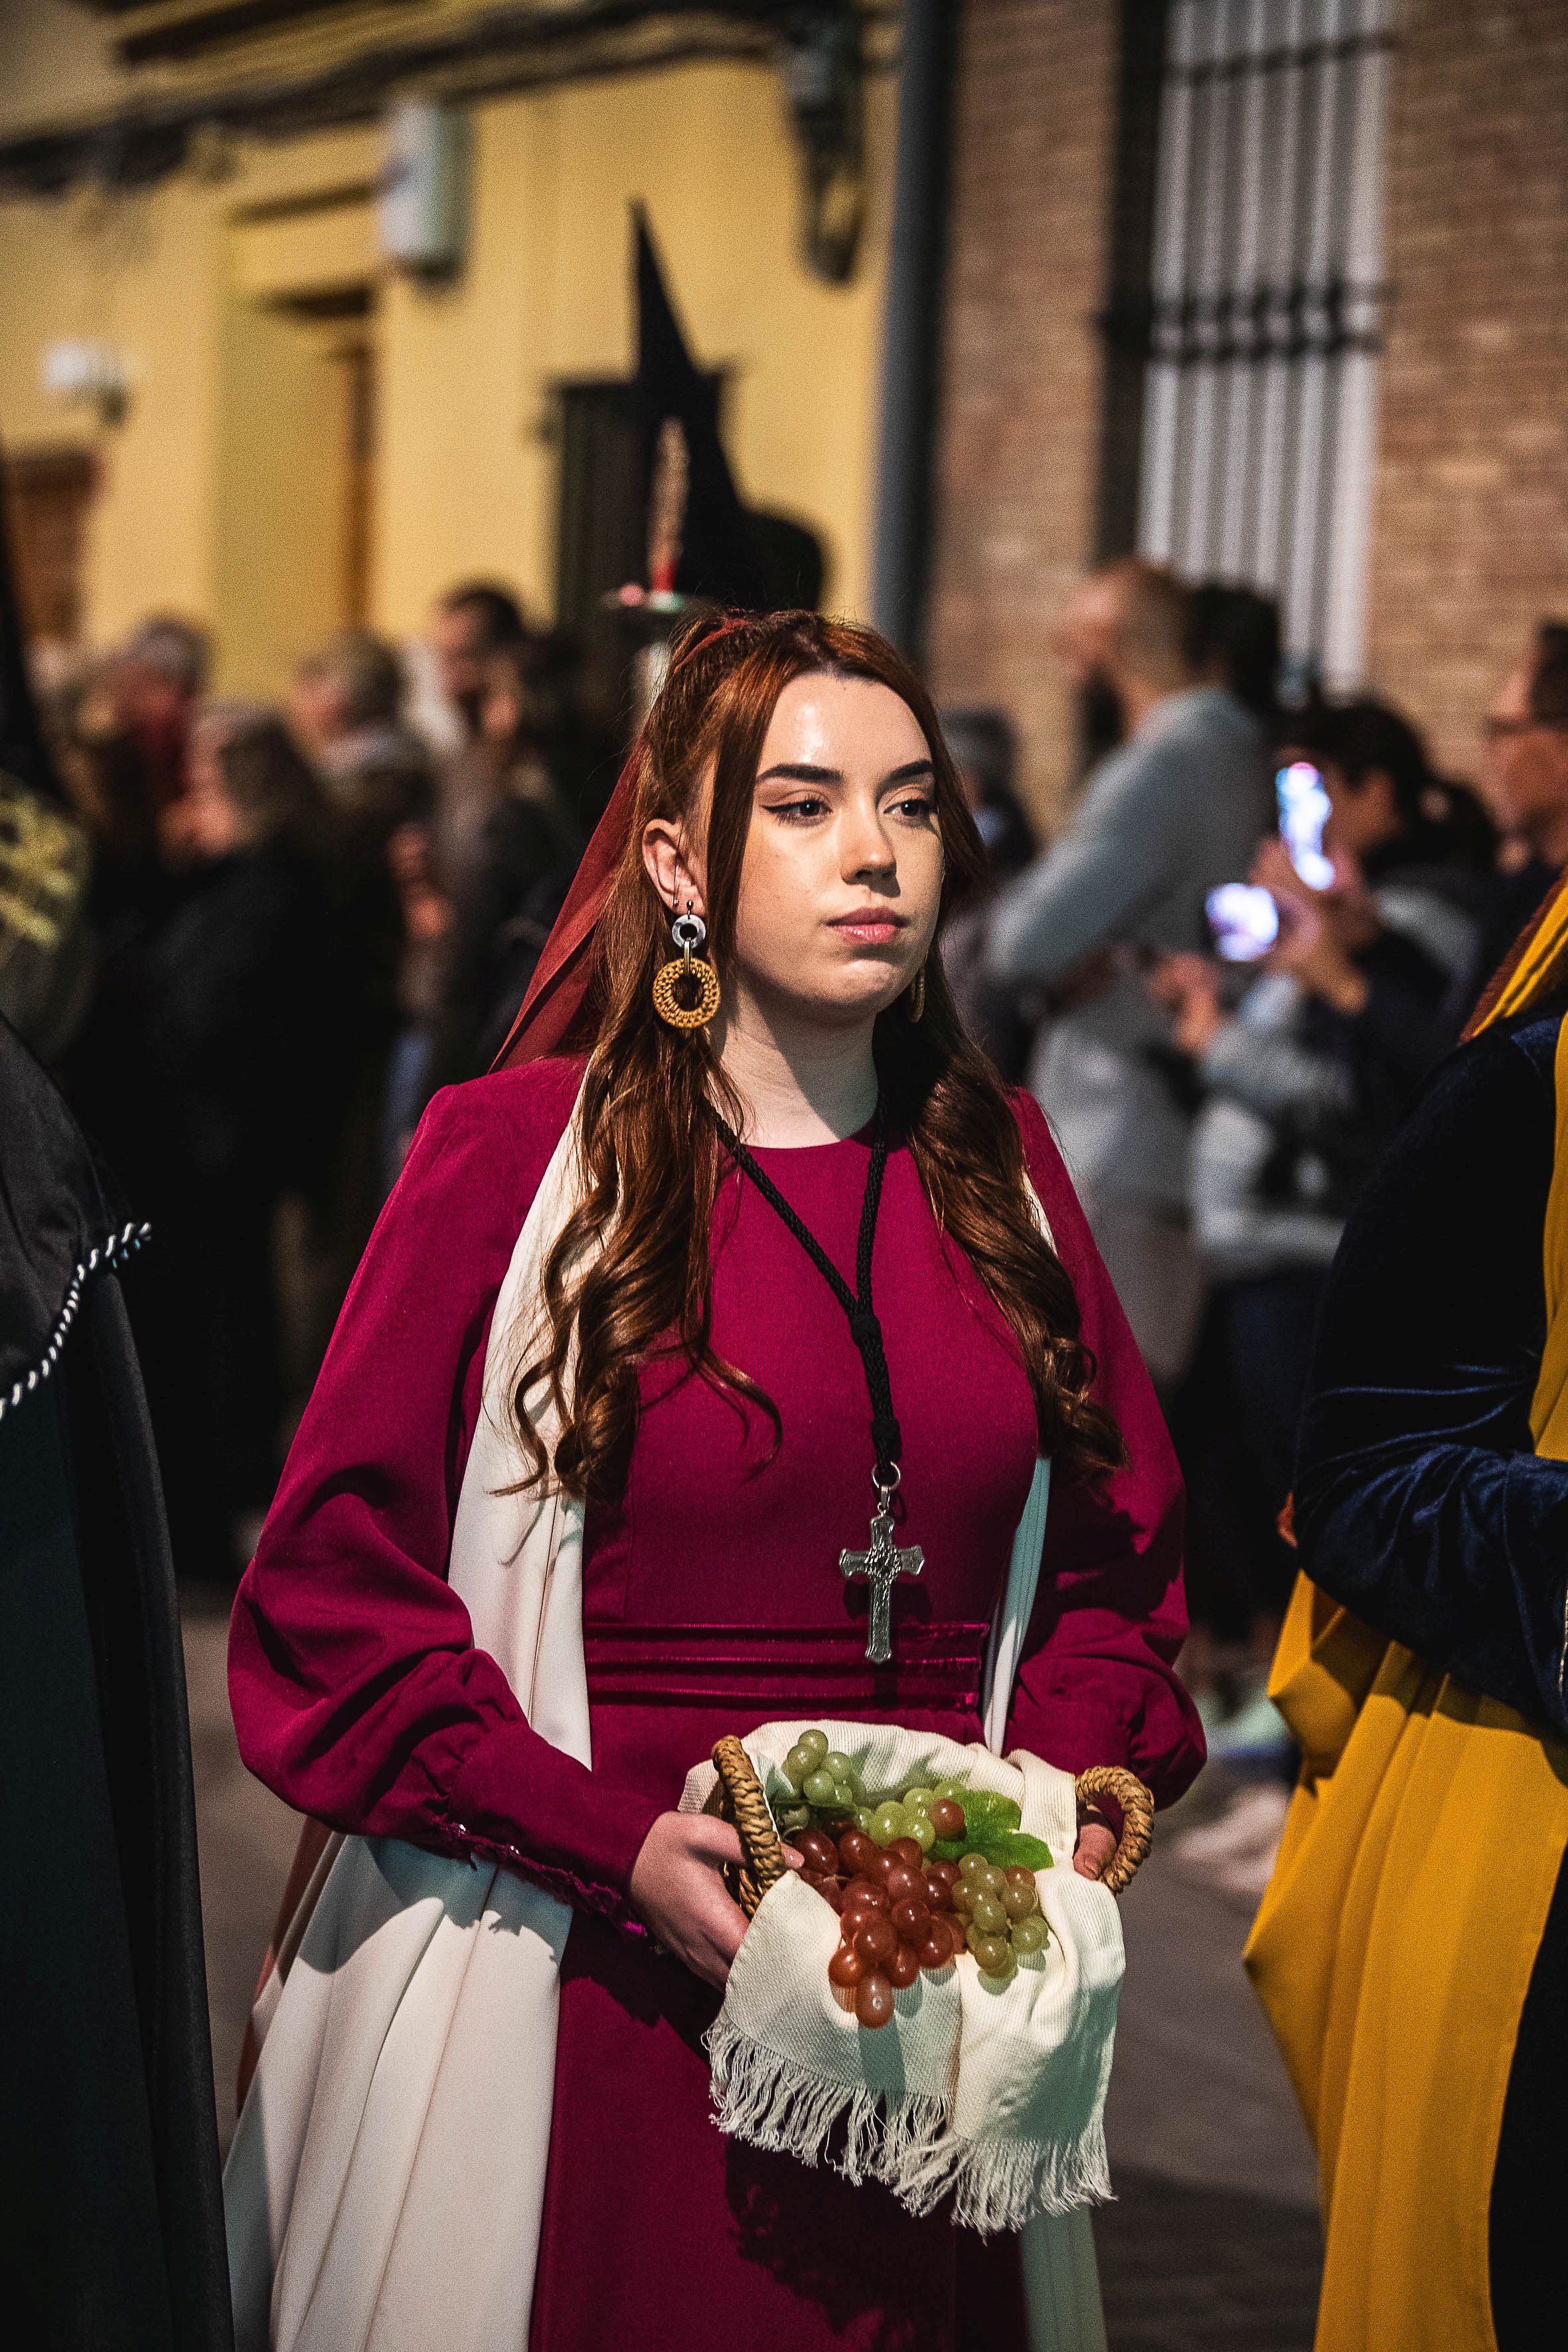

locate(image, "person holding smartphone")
[[1150, 740, 1456, 1755]]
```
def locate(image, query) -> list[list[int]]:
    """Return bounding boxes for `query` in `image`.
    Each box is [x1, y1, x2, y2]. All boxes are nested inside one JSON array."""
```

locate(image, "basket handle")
[[712, 1739, 1154, 1910], [1075, 1764, 1154, 1895], [712, 1736, 789, 1919]]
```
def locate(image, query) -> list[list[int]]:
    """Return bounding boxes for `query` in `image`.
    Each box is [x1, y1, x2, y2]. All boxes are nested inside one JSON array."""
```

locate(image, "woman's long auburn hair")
[[512, 609, 1125, 1499]]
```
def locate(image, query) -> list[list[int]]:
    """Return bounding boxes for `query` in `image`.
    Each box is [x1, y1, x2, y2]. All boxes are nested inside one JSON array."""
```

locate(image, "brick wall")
[[1362, 0, 1567, 779], [927, 0, 1119, 828], [930, 0, 1568, 817]]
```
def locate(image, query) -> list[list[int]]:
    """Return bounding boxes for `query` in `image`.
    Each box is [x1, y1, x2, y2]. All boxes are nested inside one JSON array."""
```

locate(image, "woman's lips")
[[829, 915, 906, 947]]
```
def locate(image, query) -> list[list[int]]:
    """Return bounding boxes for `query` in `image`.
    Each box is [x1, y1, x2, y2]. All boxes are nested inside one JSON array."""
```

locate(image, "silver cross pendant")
[[840, 1480, 923, 1665]]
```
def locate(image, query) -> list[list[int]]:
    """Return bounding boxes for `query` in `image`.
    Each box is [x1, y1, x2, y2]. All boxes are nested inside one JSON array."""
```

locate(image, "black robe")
[[0, 1014, 231, 2351]]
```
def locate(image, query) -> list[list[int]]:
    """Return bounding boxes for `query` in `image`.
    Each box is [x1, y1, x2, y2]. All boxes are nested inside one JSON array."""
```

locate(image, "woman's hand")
[[1266, 890, 1370, 1013], [1073, 1802, 1119, 1883], [629, 1812, 801, 1990], [1253, 838, 1380, 962], [1148, 951, 1228, 1058]]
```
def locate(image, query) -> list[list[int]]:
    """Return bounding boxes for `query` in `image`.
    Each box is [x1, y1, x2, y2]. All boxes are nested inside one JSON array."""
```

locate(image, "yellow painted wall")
[[212, 295, 358, 696], [376, 65, 896, 633], [0, 174, 226, 638], [0, 56, 894, 691]]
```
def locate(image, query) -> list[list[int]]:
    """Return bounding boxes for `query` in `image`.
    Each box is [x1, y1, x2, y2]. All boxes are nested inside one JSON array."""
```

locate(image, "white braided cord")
[[1, 1219, 151, 1421]]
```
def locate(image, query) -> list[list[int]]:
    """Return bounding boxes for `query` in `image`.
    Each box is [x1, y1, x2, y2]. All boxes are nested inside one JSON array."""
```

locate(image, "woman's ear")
[[642, 819, 706, 918]]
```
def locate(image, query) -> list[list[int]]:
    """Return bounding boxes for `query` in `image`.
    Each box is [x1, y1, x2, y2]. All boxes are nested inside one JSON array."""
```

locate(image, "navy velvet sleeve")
[[1293, 996, 1568, 1737]]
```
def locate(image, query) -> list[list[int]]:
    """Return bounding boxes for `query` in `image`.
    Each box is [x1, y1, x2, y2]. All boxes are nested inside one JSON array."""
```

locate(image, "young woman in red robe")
[[226, 612, 1202, 2349]]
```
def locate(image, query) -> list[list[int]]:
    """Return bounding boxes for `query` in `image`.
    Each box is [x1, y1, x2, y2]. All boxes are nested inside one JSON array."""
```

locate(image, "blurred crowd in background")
[[23, 566, 1568, 1885], [33, 586, 600, 1586]]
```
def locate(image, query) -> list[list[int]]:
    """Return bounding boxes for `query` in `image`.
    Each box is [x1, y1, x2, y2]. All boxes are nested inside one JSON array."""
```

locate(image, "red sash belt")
[[582, 1621, 990, 1713]]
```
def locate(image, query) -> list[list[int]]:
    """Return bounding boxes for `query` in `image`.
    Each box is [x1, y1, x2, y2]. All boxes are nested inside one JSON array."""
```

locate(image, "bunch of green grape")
[[772, 1730, 1051, 1875], [775, 1728, 865, 1825], [949, 1853, 1049, 1979], [852, 1778, 969, 1856]]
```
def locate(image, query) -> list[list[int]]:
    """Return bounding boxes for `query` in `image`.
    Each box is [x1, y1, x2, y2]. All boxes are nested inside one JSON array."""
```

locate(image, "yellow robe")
[[1245, 930, 1568, 2352]]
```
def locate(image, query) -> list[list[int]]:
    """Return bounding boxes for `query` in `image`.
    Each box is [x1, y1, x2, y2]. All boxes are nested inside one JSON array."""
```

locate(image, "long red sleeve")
[[1006, 1090, 1205, 1808], [228, 1059, 666, 1924]]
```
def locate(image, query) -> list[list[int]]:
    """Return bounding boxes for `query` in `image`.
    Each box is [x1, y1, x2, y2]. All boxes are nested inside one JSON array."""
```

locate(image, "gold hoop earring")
[[907, 963, 927, 1023], [652, 905, 721, 1030]]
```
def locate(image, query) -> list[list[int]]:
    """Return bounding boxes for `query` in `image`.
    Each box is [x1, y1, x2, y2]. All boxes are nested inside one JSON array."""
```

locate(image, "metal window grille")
[[1134, 0, 1395, 688]]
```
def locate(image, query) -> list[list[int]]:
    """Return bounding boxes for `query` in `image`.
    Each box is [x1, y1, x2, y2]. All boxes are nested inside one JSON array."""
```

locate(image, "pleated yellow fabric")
[[1245, 876, 1568, 2352]]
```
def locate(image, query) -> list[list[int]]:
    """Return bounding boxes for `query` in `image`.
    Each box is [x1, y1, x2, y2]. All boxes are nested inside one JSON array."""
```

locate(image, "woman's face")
[[479, 655, 524, 747], [176, 726, 243, 860], [1321, 758, 1401, 859], [723, 673, 943, 1028]]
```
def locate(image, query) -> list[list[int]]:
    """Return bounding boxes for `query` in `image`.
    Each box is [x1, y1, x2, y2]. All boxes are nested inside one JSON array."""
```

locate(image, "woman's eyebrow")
[[755, 757, 936, 786]]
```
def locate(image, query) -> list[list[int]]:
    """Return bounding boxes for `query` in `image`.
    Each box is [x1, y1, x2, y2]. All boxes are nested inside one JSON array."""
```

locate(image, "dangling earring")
[[652, 901, 722, 1030], [907, 963, 927, 1023]]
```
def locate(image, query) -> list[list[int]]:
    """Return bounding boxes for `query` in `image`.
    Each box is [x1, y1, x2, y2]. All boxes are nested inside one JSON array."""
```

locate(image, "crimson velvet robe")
[[230, 1056, 1201, 2350]]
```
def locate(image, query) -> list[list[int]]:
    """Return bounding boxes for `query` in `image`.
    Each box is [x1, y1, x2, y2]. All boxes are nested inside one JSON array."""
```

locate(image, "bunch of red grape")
[[796, 1810, 1046, 2029]]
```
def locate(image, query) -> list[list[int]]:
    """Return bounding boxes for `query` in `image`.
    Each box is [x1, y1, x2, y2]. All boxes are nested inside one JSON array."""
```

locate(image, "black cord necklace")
[[713, 1099, 923, 1664]]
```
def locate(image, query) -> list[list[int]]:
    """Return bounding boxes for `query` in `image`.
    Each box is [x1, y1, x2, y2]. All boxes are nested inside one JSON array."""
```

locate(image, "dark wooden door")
[[3, 446, 98, 648]]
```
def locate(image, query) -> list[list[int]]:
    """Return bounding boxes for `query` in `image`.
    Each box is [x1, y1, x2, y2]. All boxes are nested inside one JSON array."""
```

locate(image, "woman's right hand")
[[629, 1812, 789, 1990], [1148, 951, 1227, 1057]]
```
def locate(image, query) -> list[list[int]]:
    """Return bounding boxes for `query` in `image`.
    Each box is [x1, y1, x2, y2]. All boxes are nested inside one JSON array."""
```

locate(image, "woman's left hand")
[[1073, 1803, 1118, 1882]]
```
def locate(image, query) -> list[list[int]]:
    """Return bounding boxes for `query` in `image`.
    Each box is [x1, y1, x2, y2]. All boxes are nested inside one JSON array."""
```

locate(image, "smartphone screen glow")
[[1277, 761, 1334, 890], [1206, 882, 1279, 963]]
